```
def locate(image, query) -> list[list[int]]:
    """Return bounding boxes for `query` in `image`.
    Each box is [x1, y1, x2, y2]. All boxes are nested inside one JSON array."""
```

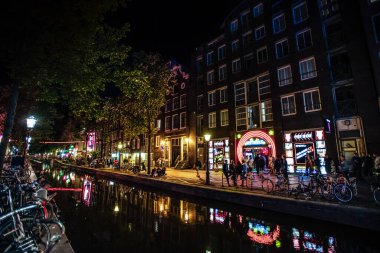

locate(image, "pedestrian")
[[314, 154, 321, 174], [195, 158, 201, 177], [268, 154, 274, 174], [305, 155, 313, 175], [230, 160, 237, 186], [241, 161, 247, 187], [339, 155, 350, 179], [257, 154, 265, 177], [223, 160, 230, 186], [236, 161, 243, 181], [281, 154, 288, 180], [351, 153, 362, 179], [324, 154, 332, 175], [274, 157, 282, 174]]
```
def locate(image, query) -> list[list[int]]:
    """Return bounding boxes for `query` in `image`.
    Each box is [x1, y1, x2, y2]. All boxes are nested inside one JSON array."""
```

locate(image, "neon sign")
[[247, 224, 281, 245], [245, 138, 267, 146]]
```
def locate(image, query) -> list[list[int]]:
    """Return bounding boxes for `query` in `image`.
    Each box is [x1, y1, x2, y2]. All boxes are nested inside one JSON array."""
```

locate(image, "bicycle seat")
[[34, 188, 48, 201]]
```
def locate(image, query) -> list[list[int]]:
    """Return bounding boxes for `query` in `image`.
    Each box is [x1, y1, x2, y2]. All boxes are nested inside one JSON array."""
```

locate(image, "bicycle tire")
[[334, 183, 353, 203], [321, 183, 335, 201], [262, 179, 274, 193], [374, 187, 380, 206]]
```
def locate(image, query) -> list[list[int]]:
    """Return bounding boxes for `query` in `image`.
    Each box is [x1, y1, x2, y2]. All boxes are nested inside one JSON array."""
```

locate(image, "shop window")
[[220, 110, 229, 126], [296, 29, 313, 51], [208, 91, 216, 106], [220, 87, 228, 103], [303, 89, 321, 112], [172, 114, 179, 129], [293, 1, 309, 24], [278, 65, 293, 86], [273, 13, 286, 34], [232, 58, 241, 73], [218, 45, 226, 60], [165, 116, 171, 131], [299, 57, 317, 80], [260, 100, 273, 122], [207, 70, 215, 85], [329, 51, 352, 81], [180, 94, 187, 108], [208, 112, 216, 128], [218, 65, 227, 81], [281, 95, 296, 115], [257, 47, 268, 64]]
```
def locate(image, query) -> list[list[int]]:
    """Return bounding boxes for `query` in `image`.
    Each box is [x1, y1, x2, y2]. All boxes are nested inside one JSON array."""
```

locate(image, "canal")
[[43, 166, 378, 253]]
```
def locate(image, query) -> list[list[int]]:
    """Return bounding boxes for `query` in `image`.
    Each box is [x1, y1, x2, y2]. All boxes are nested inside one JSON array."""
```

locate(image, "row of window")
[[208, 110, 230, 128], [281, 89, 321, 116], [164, 112, 187, 131], [165, 94, 187, 112], [206, 28, 313, 67], [230, 1, 309, 33]]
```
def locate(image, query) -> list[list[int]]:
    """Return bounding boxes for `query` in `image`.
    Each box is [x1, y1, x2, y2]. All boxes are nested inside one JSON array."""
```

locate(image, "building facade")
[[190, 0, 380, 173]]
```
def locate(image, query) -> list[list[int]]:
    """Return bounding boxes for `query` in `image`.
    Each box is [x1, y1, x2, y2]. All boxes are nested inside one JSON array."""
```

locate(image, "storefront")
[[236, 130, 276, 164], [208, 139, 230, 170], [284, 129, 326, 174]]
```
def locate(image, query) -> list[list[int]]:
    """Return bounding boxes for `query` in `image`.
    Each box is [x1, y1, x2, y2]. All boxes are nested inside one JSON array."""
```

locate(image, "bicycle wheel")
[[321, 183, 335, 201], [262, 179, 274, 193], [374, 186, 380, 206], [334, 184, 353, 203]]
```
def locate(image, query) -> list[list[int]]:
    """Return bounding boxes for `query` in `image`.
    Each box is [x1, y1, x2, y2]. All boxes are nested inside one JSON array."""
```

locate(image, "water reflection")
[[43, 167, 378, 253]]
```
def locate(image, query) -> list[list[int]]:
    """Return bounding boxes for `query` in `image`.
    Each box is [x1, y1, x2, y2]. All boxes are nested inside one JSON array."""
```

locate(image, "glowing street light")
[[24, 116, 37, 159], [204, 134, 211, 185]]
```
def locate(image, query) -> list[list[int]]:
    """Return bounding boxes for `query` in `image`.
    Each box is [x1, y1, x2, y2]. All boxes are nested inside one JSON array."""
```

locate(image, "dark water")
[[42, 166, 379, 253]]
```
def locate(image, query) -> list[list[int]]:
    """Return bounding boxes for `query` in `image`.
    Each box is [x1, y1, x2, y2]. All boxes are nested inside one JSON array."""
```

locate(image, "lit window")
[[260, 100, 273, 122], [208, 112, 216, 128], [220, 110, 229, 126], [208, 91, 216, 106]]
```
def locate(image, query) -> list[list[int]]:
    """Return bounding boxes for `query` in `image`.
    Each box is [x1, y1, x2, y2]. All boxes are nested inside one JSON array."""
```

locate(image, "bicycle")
[[371, 172, 380, 206]]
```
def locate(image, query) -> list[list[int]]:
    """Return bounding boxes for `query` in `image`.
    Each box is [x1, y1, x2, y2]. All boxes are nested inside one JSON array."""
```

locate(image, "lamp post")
[[118, 142, 122, 170], [204, 134, 211, 185], [25, 116, 37, 159]]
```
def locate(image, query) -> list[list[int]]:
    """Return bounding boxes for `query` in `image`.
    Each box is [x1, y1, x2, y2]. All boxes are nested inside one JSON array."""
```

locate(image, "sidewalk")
[[54, 161, 380, 231]]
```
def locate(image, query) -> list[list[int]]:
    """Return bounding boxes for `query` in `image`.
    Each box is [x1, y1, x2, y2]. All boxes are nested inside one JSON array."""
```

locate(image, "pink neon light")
[[247, 225, 280, 245], [237, 130, 276, 163], [47, 188, 82, 192]]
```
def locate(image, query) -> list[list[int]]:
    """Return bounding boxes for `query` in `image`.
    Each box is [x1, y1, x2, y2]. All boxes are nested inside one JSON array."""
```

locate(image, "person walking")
[[222, 160, 230, 186], [195, 158, 201, 177], [314, 154, 321, 174], [339, 155, 350, 179], [241, 161, 247, 187], [305, 155, 313, 175], [274, 157, 282, 174], [281, 154, 289, 180], [230, 160, 237, 186], [268, 154, 274, 174], [351, 153, 362, 179]]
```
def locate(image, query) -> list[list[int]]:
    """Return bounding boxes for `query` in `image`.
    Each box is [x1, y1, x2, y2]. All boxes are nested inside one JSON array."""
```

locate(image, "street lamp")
[[204, 134, 211, 185], [24, 116, 37, 159], [118, 142, 122, 170]]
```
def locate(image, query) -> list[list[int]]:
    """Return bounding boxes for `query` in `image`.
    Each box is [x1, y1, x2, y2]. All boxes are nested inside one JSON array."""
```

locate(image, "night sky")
[[122, 0, 243, 66]]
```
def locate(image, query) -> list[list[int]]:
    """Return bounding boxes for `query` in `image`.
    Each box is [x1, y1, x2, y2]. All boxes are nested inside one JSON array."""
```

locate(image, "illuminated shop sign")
[[87, 131, 96, 152], [213, 140, 225, 147], [245, 138, 267, 146], [294, 143, 314, 164], [293, 132, 313, 141]]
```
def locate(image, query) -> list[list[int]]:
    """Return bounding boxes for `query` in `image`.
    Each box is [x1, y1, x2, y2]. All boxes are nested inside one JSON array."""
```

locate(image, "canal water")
[[43, 167, 379, 253]]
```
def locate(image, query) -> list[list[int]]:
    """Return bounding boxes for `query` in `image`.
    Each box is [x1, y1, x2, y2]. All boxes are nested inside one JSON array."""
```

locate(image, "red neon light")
[[47, 188, 82, 192], [247, 225, 280, 245], [237, 130, 276, 163]]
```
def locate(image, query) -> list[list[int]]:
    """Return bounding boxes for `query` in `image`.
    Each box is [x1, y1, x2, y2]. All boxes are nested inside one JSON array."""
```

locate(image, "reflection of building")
[[189, 0, 380, 172]]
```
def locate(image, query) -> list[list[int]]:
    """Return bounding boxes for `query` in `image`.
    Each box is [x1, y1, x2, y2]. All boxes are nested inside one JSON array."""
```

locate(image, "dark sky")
[[121, 0, 243, 66]]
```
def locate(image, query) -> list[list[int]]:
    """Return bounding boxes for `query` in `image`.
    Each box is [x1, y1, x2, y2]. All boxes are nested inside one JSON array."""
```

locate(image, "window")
[[196, 116, 203, 134], [260, 100, 273, 122], [165, 99, 171, 112], [258, 74, 270, 96], [230, 19, 238, 32], [232, 58, 241, 73], [236, 107, 247, 127], [372, 14, 380, 43], [334, 84, 357, 116], [243, 31, 253, 48], [275, 39, 289, 59], [277, 65, 293, 86], [257, 47, 268, 64], [220, 110, 229, 126], [244, 53, 254, 70], [180, 112, 187, 128], [208, 112, 216, 128], [296, 29, 313, 50], [253, 3, 263, 18], [155, 136, 161, 148], [303, 90, 321, 112], [273, 13, 286, 34], [234, 83, 246, 105], [281, 96, 296, 115], [180, 94, 187, 108], [156, 119, 161, 130], [220, 87, 228, 103], [299, 57, 317, 80], [172, 97, 179, 110], [319, 0, 339, 18], [196, 95, 203, 112], [208, 91, 216, 106], [293, 2, 309, 24], [218, 45, 226, 60], [172, 114, 179, 129], [255, 25, 266, 40], [241, 10, 251, 29], [207, 70, 215, 85], [165, 116, 171, 131], [218, 65, 227, 81], [206, 51, 214, 66], [231, 40, 239, 53]]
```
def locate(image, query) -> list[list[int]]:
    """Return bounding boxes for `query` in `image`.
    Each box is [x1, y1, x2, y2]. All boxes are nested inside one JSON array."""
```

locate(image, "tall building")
[[190, 0, 380, 173]]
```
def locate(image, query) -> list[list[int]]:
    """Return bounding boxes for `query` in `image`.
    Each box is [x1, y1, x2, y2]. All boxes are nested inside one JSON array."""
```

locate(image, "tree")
[[0, 0, 130, 171]]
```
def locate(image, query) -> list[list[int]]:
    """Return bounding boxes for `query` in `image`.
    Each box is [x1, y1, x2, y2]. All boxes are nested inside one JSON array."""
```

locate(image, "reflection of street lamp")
[[204, 134, 211, 185], [118, 142, 122, 170], [25, 116, 37, 158]]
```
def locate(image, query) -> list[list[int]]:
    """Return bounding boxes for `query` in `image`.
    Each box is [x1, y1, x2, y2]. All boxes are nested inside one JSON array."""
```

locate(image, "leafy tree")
[[0, 0, 130, 171]]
